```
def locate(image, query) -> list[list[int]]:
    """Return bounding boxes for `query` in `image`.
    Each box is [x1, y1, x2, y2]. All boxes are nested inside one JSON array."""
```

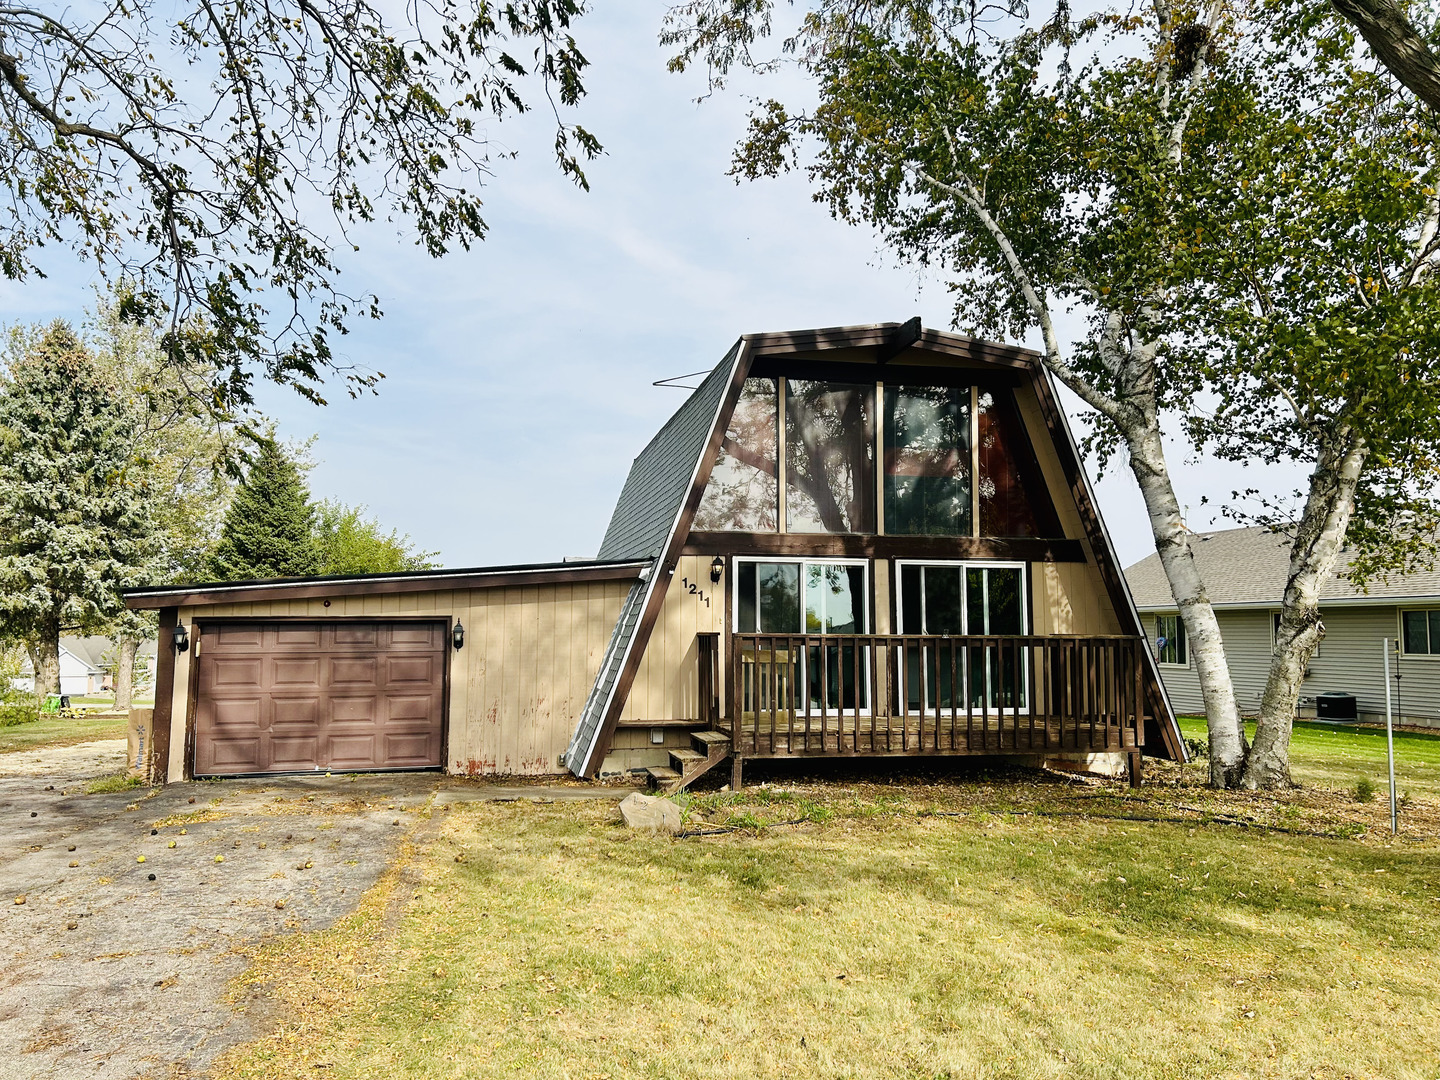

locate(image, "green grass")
[[0, 713, 130, 754], [218, 772, 1440, 1080], [83, 771, 144, 794], [1178, 715, 1440, 800]]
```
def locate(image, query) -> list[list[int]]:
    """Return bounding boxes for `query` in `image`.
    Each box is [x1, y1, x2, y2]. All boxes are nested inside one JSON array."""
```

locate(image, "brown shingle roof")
[[1123, 525, 1440, 609]]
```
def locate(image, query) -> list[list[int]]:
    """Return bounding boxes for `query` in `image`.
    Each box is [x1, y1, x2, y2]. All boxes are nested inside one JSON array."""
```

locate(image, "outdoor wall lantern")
[[452, 620, 465, 651], [172, 624, 190, 653], [710, 556, 724, 583]]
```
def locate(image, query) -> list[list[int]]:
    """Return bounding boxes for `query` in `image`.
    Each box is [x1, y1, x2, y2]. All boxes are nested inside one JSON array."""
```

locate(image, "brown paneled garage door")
[[194, 621, 446, 776]]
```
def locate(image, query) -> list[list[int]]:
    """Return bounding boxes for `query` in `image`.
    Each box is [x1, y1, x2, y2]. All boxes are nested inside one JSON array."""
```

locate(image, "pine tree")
[[0, 321, 154, 698], [208, 440, 320, 581]]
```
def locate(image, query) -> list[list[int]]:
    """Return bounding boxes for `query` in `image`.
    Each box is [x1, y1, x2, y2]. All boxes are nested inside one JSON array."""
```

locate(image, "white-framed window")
[[732, 557, 870, 635], [894, 560, 1028, 711], [1154, 613, 1187, 667], [732, 557, 871, 712], [1401, 609, 1440, 656]]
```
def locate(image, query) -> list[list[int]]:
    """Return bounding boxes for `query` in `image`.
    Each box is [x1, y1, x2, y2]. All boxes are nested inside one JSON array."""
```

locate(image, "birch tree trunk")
[[114, 637, 138, 712], [1124, 425, 1249, 785], [1242, 433, 1368, 789]]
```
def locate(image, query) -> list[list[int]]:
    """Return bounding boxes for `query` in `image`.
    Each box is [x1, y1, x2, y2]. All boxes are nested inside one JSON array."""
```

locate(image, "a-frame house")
[[128, 322, 1182, 787]]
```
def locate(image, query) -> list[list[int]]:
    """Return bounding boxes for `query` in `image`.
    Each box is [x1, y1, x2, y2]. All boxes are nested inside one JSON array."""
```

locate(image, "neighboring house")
[[1124, 525, 1439, 728], [15, 636, 160, 697], [126, 321, 1183, 787]]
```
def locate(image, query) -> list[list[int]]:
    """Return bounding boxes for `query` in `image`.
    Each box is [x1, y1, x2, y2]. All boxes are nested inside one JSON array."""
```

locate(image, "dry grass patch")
[[217, 776, 1440, 1080]]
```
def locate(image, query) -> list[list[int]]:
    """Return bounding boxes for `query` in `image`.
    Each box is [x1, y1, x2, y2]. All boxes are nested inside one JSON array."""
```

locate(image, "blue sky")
[[0, 2, 1300, 572]]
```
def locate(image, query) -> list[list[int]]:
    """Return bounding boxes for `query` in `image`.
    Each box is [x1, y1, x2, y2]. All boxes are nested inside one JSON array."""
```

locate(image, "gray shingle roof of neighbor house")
[[1123, 524, 1440, 609]]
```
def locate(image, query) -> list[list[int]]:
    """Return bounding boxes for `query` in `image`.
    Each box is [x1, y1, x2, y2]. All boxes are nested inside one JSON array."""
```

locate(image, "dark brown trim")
[[182, 623, 202, 781], [747, 356, 1024, 389], [582, 341, 756, 776], [876, 316, 922, 363], [682, 531, 1085, 563], [126, 563, 644, 610], [1026, 368, 1184, 761], [150, 607, 179, 784], [743, 323, 1040, 369]]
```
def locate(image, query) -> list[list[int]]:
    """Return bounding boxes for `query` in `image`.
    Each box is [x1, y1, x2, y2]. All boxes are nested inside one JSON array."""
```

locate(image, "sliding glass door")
[[897, 562, 1027, 711], [735, 559, 869, 712]]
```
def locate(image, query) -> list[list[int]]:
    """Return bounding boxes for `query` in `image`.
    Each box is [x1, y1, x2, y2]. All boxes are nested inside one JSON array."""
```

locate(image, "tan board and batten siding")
[[165, 581, 633, 780]]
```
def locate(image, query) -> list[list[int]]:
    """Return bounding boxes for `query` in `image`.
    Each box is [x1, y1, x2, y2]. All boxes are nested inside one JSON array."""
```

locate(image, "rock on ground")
[[618, 792, 682, 834]]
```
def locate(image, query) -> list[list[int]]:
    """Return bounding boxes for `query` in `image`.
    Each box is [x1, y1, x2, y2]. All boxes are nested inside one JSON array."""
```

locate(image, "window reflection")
[[885, 385, 971, 535], [694, 378, 779, 531], [785, 380, 875, 534], [977, 390, 1041, 537]]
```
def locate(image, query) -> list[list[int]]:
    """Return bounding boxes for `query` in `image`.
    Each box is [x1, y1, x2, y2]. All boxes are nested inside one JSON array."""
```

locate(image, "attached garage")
[[127, 559, 648, 783], [194, 620, 447, 777]]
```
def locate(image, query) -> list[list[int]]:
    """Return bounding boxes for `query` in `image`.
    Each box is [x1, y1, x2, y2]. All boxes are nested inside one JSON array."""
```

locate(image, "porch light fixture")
[[452, 620, 465, 651], [710, 556, 724, 583], [171, 624, 189, 653]]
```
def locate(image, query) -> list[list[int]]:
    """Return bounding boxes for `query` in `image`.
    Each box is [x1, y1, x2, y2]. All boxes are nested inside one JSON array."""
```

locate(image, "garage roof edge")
[[124, 559, 650, 609]]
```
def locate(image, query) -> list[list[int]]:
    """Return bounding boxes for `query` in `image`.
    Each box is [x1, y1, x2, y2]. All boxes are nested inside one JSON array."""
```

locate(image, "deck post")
[[1128, 750, 1143, 788], [731, 754, 744, 792]]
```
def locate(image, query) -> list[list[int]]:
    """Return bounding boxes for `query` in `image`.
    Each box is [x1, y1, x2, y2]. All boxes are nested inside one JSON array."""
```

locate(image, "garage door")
[[194, 621, 446, 776]]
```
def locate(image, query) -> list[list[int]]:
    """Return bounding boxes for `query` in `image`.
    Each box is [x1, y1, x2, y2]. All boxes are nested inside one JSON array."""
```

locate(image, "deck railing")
[[723, 634, 1146, 757]]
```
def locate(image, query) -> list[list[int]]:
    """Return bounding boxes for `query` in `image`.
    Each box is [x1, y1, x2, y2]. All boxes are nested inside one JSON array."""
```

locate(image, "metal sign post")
[[1383, 638, 1398, 835]]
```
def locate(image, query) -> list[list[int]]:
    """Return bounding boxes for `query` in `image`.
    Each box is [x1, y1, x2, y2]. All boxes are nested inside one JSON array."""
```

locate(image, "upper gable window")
[[694, 374, 1060, 538], [694, 377, 779, 531], [785, 380, 875, 534], [977, 389, 1048, 537], [884, 385, 971, 536]]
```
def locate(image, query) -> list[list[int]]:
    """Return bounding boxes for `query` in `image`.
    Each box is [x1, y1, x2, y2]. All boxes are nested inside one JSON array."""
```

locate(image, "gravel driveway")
[[0, 739, 442, 1079]]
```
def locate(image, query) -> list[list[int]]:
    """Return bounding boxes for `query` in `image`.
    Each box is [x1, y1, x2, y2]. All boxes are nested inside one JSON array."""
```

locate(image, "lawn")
[[0, 712, 129, 753], [217, 748, 1440, 1079], [1177, 715, 1440, 801]]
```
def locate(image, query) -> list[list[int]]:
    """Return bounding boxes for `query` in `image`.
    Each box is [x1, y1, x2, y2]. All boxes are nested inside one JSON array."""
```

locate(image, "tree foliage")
[[663, 0, 1440, 786], [208, 439, 320, 580], [0, 0, 598, 406], [0, 322, 156, 695], [313, 499, 439, 575]]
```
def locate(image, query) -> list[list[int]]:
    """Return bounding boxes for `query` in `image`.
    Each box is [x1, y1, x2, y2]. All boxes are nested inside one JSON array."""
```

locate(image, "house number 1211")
[[680, 577, 711, 608]]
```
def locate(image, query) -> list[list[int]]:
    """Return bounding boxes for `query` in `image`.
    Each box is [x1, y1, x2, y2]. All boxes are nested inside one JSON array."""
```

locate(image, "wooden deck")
[[701, 632, 1149, 760], [718, 714, 1142, 757]]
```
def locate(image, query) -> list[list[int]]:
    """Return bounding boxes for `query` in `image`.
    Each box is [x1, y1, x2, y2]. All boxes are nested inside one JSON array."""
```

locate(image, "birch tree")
[[665, 0, 1253, 784], [1176, 3, 1440, 787]]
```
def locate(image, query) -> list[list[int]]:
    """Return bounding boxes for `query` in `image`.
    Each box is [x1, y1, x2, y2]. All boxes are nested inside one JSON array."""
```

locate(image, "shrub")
[[1354, 776, 1376, 803], [0, 645, 36, 727], [1184, 736, 1209, 761]]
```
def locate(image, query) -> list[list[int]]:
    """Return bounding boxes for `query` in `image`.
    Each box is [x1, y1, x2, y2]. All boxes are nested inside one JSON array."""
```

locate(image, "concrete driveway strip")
[[0, 739, 441, 1079]]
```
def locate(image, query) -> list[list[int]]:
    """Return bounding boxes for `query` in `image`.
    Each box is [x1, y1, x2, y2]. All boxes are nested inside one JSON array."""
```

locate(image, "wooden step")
[[669, 748, 705, 768], [646, 765, 681, 791], [691, 730, 730, 749]]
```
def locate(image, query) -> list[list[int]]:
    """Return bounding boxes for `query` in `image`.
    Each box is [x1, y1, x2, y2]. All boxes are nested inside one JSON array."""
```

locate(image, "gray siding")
[[1147, 605, 1440, 724]]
